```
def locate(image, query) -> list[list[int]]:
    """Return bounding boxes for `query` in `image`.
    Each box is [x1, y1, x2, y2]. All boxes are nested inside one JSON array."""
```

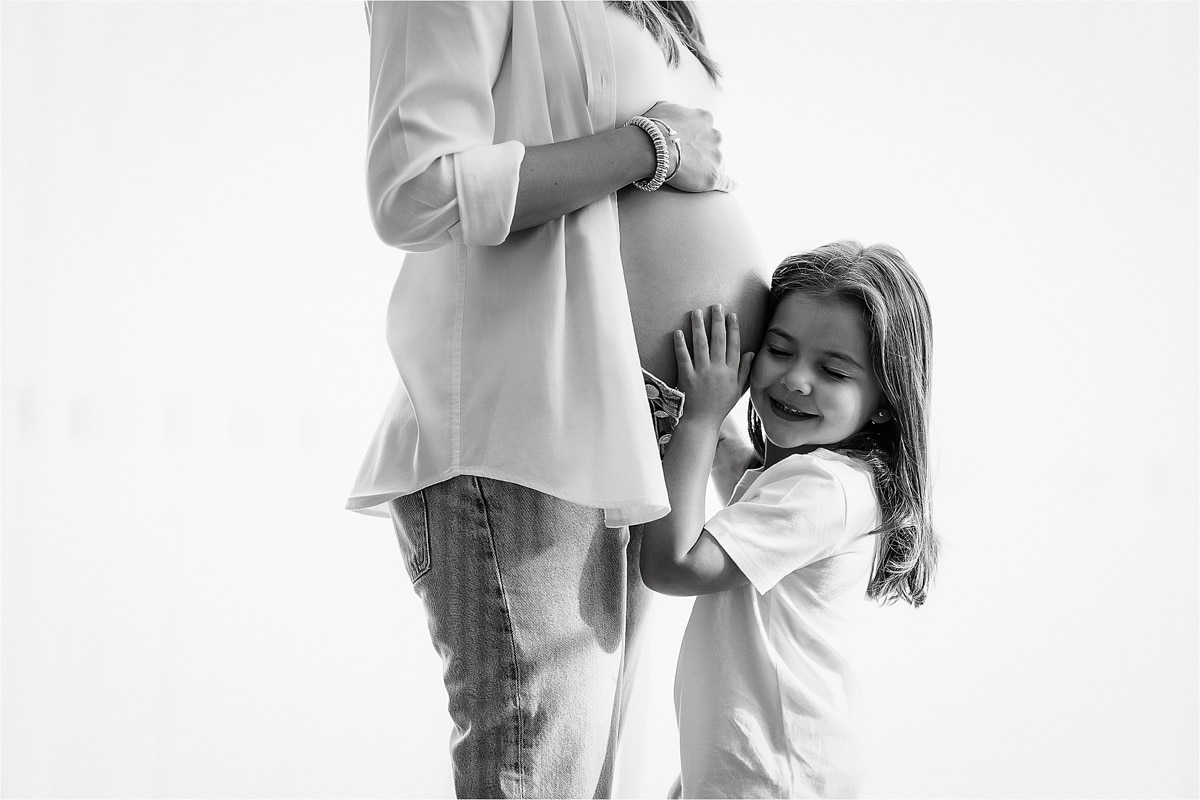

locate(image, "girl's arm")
[[711, 408, 756, 505], [641, 306, 754, 597]]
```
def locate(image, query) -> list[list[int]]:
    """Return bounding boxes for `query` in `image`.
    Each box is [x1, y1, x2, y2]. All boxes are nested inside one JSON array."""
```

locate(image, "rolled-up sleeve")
[[365, 1, 524, 252]]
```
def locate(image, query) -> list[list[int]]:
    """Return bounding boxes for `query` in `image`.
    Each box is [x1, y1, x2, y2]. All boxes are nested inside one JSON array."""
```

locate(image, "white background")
[[2, 2, 1196, 797]]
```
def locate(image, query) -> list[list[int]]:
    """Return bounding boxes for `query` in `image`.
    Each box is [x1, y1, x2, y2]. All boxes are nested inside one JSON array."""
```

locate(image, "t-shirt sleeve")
[[705, 455, 877, 594]]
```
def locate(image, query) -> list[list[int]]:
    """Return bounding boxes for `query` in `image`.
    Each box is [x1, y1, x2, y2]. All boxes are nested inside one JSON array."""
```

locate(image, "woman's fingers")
[[645, 101, 731, 195]]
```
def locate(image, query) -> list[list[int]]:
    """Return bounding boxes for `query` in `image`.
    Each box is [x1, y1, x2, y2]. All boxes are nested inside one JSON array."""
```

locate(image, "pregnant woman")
[[348, 2, 767, 796]]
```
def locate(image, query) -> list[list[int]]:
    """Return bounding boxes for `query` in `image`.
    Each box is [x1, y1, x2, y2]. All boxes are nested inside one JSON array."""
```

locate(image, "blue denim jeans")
[[388, 373, 683, 798]]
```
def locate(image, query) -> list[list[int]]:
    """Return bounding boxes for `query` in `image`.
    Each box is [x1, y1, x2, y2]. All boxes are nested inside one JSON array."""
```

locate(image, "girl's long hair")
[[607, 1, 721, 82], [748, 242, 939, 607]]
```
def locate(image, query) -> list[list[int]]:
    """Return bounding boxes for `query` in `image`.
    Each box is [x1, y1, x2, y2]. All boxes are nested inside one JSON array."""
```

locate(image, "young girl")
[[641, 241, 938, 798]]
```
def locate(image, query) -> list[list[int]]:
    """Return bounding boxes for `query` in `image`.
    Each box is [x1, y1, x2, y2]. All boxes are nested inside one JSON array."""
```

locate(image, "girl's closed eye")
[[824, 367, 851, 381]]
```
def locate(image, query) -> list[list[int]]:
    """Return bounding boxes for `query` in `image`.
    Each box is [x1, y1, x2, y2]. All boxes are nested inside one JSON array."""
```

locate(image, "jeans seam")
[[391, 495, 432, 584], [415, 491, 431, 580], [473, 476, 524, 797]]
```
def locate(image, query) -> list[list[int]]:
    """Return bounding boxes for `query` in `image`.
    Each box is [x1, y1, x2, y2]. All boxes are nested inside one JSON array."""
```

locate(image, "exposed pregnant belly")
[[617, 187, 770, 388]]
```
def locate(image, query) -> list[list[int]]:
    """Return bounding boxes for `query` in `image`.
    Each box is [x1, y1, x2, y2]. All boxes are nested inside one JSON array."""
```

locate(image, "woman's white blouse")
[[347, 1, 670, 527]]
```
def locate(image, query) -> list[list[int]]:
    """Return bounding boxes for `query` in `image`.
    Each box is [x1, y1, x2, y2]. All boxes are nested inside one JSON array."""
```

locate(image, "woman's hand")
[[674, 305, 754, 427], [504, 100, 733, 235], [643, 101, 734, 193]]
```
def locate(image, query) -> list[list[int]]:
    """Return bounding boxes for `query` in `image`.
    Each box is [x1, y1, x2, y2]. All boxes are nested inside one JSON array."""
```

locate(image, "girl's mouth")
[[770, 398, 817, 421]]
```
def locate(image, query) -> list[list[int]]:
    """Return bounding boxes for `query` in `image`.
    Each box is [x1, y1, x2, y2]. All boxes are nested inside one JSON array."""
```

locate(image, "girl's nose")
[[781, 369, 811, 395]]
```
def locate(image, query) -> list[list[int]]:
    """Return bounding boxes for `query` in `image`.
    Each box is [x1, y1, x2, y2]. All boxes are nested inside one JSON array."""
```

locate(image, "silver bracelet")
[[646, 117, 682, 182], [624, 115, 670, 191]]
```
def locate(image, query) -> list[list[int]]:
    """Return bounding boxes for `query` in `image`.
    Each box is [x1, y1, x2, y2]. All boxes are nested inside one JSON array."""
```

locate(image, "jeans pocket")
[[390, 492, 431, 584]]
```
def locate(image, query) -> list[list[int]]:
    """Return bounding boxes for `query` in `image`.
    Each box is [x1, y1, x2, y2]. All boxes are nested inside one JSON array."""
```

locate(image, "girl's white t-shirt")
[[675, 449, 882, 798]]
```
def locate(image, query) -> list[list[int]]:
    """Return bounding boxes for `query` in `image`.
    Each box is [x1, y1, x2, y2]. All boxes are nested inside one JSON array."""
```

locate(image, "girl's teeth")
[[777, 400, 807, 416]]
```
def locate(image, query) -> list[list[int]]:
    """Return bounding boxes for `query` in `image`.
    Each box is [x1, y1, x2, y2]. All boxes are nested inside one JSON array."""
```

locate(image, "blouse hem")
[[346, 465, 669, 528]]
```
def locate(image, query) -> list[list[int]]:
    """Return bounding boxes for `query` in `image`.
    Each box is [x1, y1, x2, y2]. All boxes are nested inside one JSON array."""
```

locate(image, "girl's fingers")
[[690, 308, 709, 366], [738, 351, 755, 387], [673, 329, 694, 380], [726, 312, 741, 367], [709, 305, 726, 361]]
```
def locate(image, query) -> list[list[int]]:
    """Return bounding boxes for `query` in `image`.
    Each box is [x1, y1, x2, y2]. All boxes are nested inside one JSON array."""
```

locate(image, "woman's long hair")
[[607, 1, 721, 82], [748, 242, 939, 607]]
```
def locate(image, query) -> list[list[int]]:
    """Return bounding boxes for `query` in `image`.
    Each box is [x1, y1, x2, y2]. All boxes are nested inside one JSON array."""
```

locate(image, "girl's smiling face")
[[750, 292, 890, 464]]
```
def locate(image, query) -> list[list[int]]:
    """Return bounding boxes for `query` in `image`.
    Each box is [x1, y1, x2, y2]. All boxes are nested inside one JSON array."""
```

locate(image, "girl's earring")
[[871, 408, 893, 424]]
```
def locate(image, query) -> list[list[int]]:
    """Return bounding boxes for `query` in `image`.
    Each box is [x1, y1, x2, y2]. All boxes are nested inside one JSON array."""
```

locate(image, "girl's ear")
[[871, 406, 893, 425]]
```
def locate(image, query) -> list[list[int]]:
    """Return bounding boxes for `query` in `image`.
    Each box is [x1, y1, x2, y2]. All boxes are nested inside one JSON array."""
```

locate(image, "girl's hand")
[[643, 101, 734, 193], [674, 305, 754, 427]]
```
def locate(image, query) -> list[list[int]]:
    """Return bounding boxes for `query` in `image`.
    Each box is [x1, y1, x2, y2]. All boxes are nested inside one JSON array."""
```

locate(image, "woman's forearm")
[[509, 126, 657, 233]]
